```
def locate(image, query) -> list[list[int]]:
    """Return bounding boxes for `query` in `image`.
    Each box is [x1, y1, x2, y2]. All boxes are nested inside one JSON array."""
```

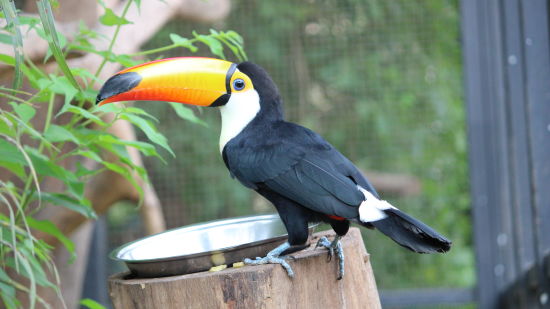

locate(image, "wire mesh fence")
[[107, 0, 474, 297]]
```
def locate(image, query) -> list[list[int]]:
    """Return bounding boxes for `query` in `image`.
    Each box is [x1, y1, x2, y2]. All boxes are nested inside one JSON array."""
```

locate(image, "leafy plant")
[[0, 0, 246, 308]]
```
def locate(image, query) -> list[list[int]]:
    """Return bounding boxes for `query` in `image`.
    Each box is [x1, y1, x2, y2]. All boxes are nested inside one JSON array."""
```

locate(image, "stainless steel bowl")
[[110, 213, 315, 278]]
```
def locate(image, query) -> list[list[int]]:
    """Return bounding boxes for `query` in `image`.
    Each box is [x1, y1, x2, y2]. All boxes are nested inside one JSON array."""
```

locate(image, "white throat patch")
[[219, 89, 261, 152]]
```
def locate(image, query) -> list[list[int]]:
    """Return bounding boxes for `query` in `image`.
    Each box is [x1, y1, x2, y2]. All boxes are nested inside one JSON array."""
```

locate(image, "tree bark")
[[109, 228, 381, 309]]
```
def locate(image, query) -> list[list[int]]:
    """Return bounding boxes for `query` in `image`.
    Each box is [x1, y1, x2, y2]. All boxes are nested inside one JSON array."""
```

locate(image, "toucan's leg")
[[251, 187, 312, 278], [243, 241, 296, 277], [315, 235, 344, 280]]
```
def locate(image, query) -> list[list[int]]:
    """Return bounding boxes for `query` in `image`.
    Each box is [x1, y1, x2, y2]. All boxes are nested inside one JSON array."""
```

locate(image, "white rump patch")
[[219, 89, 261, 152], [357, 186, 397, 222]]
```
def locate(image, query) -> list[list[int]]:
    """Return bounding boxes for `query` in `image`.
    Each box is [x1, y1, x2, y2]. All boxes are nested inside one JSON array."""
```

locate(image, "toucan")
[[96, 57, 451, 279]]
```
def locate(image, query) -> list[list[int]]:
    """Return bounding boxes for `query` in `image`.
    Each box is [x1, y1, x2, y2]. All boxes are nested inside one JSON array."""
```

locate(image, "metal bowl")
[[110, 213, 315, 278]]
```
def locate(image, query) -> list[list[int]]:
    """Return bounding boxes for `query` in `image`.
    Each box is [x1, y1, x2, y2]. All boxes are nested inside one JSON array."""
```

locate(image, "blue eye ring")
[[233, 78, 245, 91]]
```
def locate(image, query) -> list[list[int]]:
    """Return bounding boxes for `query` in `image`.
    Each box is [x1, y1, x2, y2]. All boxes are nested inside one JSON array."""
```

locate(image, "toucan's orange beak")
[[96, 57, 252, 107]]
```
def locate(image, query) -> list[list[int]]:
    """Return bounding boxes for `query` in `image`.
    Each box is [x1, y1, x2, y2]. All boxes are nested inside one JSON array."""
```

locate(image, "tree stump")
[[108, 228, 381, 308]]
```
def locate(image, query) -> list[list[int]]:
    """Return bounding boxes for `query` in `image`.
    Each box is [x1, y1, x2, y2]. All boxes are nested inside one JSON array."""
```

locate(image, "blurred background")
[[102, 0, 474, 307], [4, 0, 550, 307]]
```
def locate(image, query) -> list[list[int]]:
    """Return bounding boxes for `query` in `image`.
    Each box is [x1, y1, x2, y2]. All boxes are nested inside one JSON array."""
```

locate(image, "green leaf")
[[122, 106, 159, 122], [74, 150, 103, 162], [65, 106, 105, 126], [211, 30, 248, 62], [0, 113, 15, 135], [42, 30, 68, 62], [101, 161, 127, 176], [36, 77, 53, 91], [92, 136, 150, 182], [67, 180, 85, 200], [169, 33, 198, 52], [0, 33, 12, 44], [1, 0, 23, 90], [8, 102, 36, 123], [2, 113, 53, 148], [50, 75, 78, 111], [168, 102, 207, 126], [16, 245, 55, 289], [17, 14, 41, 27], [0, 139, 28, 165], [20, 61, 47, 88], [44, 124, 79, 144], [120, 113, 174, 156], [72, 126, 105, 141], [56, 104, 106, 127], [95, 103, 123, 113], [114, 54, 141, 67], [0, 161, 26, 179], [74, 161, 103, 178], [0, 267, 13, 283], [0, 267, 18, 309], [26, 217, 75, 261], [39, 192, 96, 219], [0, 53, 15, 66], [36, 0, 81, 90], [0, 292, 18, 309], [95, 134, 162, 159], [80, 298, 107, 309], [193, 31, 225, 59], [4, 253, 36, 308], [99, 8, 132, 26], [92, 139, 131, 162], [75, 87, 100, 105], [101, 160, 145, 197], [225, 30, 244, 45], [25, 147, 77, 182]]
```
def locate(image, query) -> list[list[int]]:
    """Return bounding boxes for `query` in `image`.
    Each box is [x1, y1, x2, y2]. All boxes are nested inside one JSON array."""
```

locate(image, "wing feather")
[[223, 122, 378, 219]]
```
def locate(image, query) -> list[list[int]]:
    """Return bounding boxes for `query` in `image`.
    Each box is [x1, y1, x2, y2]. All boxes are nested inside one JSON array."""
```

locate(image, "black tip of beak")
[[96, 71, 142, 104]]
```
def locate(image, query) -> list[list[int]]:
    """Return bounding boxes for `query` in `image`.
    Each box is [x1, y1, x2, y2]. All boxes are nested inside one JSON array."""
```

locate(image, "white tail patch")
[[357, 186, 397, 223]]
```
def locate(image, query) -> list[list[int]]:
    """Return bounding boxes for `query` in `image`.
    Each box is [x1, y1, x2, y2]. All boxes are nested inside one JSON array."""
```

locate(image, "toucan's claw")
[[315, 237, 334, 262], [315, 236, 344, 280], [243, 241, 295, 278], [244, 256, 294, 278]]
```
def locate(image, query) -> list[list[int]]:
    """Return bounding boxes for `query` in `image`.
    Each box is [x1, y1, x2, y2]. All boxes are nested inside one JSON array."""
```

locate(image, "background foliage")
[[109, 0, 474, 292]]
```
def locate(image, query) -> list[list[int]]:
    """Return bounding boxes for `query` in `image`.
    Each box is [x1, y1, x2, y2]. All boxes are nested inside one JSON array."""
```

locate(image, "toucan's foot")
[[243, 242, 295, 278], [315, 236, 344, 280]]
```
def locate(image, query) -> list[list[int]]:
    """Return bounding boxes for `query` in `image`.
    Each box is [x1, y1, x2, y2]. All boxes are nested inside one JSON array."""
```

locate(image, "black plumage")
[[222, 62, 451, 254]]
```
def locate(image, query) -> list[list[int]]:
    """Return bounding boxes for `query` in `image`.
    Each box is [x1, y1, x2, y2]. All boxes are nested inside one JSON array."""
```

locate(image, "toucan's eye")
[[233, 79, 245, 91]]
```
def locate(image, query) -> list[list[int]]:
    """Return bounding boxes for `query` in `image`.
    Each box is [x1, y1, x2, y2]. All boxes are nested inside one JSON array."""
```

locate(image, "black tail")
[[366, 208, 451, 253]]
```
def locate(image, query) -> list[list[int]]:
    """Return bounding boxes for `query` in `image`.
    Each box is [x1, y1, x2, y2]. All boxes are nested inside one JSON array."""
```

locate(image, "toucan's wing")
[[224, 122, 377, 218]]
